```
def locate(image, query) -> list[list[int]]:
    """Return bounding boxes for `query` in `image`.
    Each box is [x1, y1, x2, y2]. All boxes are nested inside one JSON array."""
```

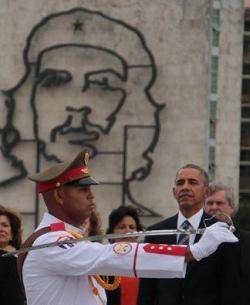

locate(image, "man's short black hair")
[[176, 164, 209, 186]]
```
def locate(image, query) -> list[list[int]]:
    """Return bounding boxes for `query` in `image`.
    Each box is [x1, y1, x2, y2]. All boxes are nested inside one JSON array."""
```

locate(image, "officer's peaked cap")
[[29, 150, 99, 193]]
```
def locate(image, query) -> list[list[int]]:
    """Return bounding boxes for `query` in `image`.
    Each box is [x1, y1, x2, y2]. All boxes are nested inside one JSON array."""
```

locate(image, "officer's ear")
[[54, 188, 64, 206]]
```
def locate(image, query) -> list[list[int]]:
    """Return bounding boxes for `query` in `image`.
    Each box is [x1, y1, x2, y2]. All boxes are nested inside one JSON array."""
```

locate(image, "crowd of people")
[[0, 150, 249, 305]]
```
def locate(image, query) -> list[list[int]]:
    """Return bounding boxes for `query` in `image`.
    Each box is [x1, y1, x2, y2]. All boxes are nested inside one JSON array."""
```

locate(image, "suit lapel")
[[194, 212, 206, 243], [194, 211, 213, 243], [158, 214, 178, 245], [169, 214, 178, 244]]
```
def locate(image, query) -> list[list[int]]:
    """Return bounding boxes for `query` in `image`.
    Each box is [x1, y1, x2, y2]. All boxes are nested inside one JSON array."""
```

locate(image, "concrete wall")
[[0, 0, 243, 237], [215, 0, 244, 196]]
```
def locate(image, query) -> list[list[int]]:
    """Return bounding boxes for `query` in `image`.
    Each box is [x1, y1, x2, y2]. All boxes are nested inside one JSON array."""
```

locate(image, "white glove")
[[189, 222, 238, 261]]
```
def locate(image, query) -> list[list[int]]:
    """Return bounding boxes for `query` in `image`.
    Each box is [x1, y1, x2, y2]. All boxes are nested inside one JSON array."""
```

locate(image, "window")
[[240, 9, 250, 204]]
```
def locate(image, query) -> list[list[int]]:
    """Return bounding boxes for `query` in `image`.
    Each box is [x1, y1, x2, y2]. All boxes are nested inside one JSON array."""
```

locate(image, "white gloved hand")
[[189, 222, 238, 261]]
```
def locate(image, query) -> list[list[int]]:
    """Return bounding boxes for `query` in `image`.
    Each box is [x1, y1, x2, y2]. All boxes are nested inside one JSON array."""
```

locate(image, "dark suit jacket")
[[238, 230, 250, 305], [138, 212, 241, 305], [0, 250, 25, 305]]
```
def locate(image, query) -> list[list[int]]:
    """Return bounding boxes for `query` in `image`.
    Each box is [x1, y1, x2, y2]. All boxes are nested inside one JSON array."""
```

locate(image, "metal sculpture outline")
[[0, 7, 165, 220]]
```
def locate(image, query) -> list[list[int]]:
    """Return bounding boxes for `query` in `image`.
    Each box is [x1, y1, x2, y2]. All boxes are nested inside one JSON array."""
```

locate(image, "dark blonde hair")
[[0, 205, 22, 249], [208, 182, 236, 209]]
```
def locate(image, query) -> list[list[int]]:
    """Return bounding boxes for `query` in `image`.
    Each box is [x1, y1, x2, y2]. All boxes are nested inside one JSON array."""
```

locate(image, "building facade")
[[0, 0, 244, 236]]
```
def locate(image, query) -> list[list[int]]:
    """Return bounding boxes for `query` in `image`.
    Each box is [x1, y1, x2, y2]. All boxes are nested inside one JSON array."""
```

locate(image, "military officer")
[[18, 150, 238, 305]]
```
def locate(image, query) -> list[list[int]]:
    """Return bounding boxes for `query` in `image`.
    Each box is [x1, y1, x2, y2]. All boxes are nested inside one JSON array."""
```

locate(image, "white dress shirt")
[[177, 208, 203, 245], [23, 212, 187, 305]]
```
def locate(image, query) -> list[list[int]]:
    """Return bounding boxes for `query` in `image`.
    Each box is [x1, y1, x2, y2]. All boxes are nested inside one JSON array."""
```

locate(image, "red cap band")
[[37, 166, 88, 193]]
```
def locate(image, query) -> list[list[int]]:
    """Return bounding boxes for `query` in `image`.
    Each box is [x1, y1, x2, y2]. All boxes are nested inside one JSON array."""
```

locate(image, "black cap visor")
[[65, 176, 99, 186]]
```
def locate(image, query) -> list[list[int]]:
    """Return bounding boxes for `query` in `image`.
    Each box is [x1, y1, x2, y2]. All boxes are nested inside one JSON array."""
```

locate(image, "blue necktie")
[[177, 220, 192, 245]]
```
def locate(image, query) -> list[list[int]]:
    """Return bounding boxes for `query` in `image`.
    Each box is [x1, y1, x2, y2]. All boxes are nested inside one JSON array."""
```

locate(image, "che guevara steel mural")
[[0, 7, 165, 221]]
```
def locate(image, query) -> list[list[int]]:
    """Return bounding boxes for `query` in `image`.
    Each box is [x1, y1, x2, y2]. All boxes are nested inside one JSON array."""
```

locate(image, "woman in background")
[[0, 205, 24, 305], [0, 205, 22, 251], [106, 205, 143, 305]]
